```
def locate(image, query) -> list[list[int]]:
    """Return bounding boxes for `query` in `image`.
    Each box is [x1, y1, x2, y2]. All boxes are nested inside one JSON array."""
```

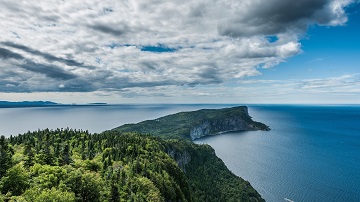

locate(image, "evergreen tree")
[[0, 136, 13, 178], [23, 142, 35, 168], [60, 143, 71, 165], [110, 182, 120, 202]]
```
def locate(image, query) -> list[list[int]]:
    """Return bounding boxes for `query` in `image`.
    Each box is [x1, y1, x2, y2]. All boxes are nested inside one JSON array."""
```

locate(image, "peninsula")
[[112, 106, 270, 140]]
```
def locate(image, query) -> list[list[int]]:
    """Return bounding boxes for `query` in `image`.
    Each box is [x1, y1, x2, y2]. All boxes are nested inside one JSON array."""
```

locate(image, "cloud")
[[88, 24, 127, 36], [308, 58, 324, 63], [236, 74, 360, 95], [299, 74, 360, 92], [18, 62, 77, 80], [0, 0, 357, 95], [217, 0, 353, 37], [0, 47, 77, 78], [1, 42, 90, 68], [0, 47, 24, 60]]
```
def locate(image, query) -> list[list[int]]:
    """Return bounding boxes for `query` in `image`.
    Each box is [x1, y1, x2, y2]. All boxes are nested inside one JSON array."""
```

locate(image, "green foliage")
[[83, 160, 102, 172], [29, 164, 68, 189], [23, 187, 76, 202], [0, 164, 29, 196], [130, 177, 164, 202], [0, 194, 5, 202], [64, 169, 106, 202], [5, 129, 193, 202]]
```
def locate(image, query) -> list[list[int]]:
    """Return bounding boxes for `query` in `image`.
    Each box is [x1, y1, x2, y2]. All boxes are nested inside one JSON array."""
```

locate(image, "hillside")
[[1, 128, 264, 202], [112, 106, 269, 140]]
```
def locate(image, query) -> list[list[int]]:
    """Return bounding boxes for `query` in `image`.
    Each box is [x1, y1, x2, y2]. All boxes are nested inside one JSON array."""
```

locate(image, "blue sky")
[[0, 0, 359, 104], [242, 5, 360, 104], [268, 5, 360, 81]]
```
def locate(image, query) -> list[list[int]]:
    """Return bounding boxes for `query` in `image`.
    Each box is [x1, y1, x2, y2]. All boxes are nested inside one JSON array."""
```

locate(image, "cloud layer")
[[0, 0, 355, 95]]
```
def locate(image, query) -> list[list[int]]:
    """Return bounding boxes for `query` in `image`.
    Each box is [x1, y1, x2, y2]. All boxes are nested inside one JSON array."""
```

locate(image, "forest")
[[0, 128, 264, 201]]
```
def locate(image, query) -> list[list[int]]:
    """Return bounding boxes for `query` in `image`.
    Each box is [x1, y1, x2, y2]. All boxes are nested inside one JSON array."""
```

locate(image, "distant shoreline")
[[1, 101, 360, 109], [0, 101, 108, 108]]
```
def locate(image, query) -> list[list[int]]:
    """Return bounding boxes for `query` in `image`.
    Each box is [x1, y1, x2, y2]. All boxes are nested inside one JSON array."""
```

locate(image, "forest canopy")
[[0, 128, 264, 202]]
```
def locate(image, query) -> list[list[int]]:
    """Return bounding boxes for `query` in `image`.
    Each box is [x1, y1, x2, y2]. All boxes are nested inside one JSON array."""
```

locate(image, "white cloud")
[[0, 0, 357, 101]]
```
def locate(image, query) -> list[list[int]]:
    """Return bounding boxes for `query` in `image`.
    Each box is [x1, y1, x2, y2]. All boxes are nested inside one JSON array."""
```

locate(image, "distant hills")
[[0, 101, 108, 108], [0, 101, 58, 107]]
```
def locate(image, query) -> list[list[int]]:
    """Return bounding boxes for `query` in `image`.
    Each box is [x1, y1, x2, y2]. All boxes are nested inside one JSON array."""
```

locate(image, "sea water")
[[195, 105, 360, 202], [1, 104, 359, 201]]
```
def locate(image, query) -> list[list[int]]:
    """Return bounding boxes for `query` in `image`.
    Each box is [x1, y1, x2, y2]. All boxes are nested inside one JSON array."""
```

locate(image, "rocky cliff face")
[[189, 108, 269, 140]]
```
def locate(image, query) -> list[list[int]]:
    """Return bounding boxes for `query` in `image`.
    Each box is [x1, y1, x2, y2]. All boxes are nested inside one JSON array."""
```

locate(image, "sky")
[[0, 0, 359, 104]]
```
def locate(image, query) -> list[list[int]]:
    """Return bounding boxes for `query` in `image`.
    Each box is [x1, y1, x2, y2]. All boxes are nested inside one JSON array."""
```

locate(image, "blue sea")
[[195, 105, 360, 202], [1, 104, 359, 201]]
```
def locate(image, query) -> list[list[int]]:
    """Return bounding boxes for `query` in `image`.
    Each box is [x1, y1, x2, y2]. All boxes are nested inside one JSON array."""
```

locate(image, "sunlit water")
[[1, 104, 359, 201]]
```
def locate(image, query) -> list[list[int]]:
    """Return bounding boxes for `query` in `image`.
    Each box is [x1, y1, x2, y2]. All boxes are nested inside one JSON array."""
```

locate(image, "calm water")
[[195, 105, 360, 202], [1, 104, 359, 201], [0, 104, 236, 136]]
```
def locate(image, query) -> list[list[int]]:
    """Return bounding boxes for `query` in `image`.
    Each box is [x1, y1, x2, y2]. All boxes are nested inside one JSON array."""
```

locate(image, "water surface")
[[195, 105, 360, 202]]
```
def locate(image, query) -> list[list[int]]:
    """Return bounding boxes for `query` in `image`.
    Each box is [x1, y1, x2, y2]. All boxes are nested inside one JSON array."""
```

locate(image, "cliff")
[[165, 138, 265, 202], [112, 106, 270, 140]]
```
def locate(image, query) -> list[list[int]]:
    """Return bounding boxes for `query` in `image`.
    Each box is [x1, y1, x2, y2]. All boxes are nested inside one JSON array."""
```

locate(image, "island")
[[0, 106, 267, 201]]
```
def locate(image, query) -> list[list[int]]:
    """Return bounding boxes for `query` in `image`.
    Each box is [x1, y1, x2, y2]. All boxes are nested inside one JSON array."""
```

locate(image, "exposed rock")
[[190, 108, 269, 140]]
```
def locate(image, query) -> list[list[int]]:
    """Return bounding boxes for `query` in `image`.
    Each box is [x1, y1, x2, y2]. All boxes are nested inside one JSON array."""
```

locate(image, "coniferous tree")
[[0, 136, 13, 178], [60, 143, 72, 165], [110, 182, 120, 202], [23, 142, 34, 168]]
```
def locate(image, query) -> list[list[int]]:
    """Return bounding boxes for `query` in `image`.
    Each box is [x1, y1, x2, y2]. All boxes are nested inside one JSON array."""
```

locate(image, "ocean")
[[1, 104, 359, 201], [195, 105, 360, 202]]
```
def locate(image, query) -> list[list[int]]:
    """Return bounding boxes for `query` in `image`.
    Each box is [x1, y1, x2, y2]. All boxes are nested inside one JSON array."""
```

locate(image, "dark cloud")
[[0, 70, 92, 93], [197, 67, 223, 84], [217, 0, 340, 37], [96, 77, 175, 91], [140, 61, 158, 70], [0, 47, 24, 60], [57, 79, 96, 92], [88, 24, 127, 36], [0, 70, 23, 92], [2, 42, 93, 68], [250, 0, 327, 24], [19, 61, 77, 80], [126, 80, 177, 88], [0, 47, 77, 80]]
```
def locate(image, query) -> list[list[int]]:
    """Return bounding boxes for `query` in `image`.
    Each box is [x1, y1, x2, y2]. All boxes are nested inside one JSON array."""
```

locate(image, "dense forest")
[[0, 128, 264, 202]]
